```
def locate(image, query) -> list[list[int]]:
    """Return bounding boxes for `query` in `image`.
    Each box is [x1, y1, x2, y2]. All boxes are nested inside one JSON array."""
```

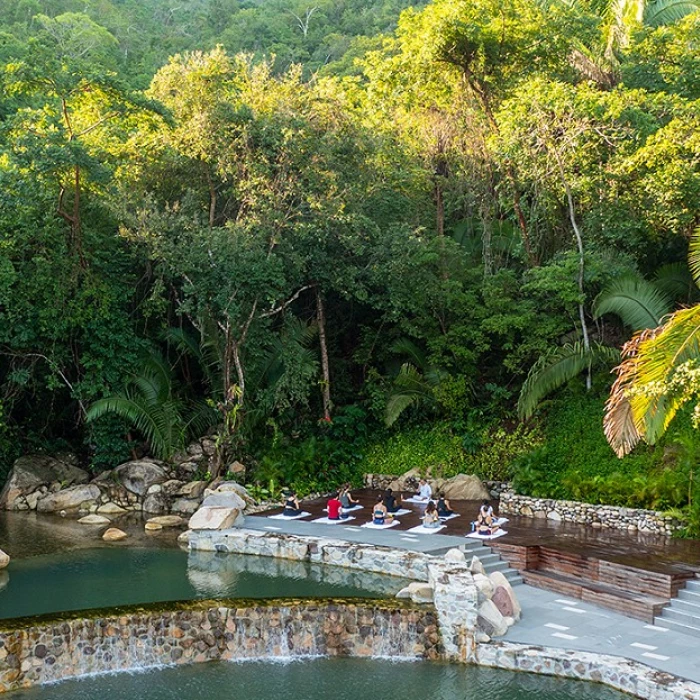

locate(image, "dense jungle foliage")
[[0, 0, 699, 530]]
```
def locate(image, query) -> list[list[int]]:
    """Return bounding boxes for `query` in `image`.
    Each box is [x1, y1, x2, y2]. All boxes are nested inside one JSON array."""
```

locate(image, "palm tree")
[[567, 0, 699, 87], [86, 353, 214, 461], [518, 266, 688, 419], [605, 229, 700, 456], [385, 339, 444, 427]]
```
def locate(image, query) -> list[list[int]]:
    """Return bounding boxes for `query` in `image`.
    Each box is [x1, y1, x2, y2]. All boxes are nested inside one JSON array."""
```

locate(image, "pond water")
[[3, 658, 629, 700], [0, 547, 408, 619]]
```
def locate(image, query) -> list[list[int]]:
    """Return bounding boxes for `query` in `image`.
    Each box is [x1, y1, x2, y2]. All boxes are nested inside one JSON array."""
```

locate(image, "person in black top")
[[383, 488, 402, 513], [282, 490, 302, 516], [436, 492, 454, 517]]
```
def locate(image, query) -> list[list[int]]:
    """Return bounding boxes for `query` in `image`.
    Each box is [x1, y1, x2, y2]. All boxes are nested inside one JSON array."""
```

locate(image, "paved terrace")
[[247, 488, 700, 685]]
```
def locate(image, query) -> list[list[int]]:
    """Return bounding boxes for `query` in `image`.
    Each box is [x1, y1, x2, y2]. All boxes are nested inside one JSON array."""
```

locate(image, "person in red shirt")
[[327, 492, 343, 520]]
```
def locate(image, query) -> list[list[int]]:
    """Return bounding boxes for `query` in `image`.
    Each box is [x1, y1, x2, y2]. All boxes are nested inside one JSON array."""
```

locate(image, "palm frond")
[[390, 338, 429, 371], [385, 363, 436, 426], [653, 262, 695, 301], [628, 306, 700, 443], [687, 226, 700, 290], [604, 329, 657, 457], [518, 342, 620, 420], [644, 0, 699, 26], [593, 275, 672, 330]]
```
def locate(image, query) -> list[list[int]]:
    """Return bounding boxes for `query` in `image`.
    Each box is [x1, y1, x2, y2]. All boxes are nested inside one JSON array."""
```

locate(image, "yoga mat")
[[311, 516, 356, 524], [465, 529, 508, 540], [267, 511, 311, 521], [388, 508, 411, 516], [360, 520, 400, 530], [438, 513, 460, 521], [403, 496, 432, 504], [406, 524, 446, 535], [323, 504, 363, 513]]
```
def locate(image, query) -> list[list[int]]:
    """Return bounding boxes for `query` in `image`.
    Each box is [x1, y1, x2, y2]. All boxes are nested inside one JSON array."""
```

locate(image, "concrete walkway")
[[244, 514, 700, 685], [507, 585, 700, 684]]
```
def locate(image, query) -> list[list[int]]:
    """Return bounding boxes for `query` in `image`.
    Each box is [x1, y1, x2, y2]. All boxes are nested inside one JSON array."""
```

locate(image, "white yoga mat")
[[323, 504, 363, 513], [268, 511, 311, 521], [311, 516, 356, 525], [470, 517, 508, 528], [361, 520, 400, 530], [388, 508, 411, 516], [403, 496, 431, 504], [406, 524, 446, 535], [438, 513, 460, 521], [465, 529, 508, 540]]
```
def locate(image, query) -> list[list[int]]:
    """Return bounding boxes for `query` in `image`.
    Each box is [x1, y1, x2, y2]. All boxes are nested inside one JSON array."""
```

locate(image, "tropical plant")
[[385, 339, 444, 426], [605, 228, 700, 456], [518, 267, 688, 419], [85, 353, 215, 460]]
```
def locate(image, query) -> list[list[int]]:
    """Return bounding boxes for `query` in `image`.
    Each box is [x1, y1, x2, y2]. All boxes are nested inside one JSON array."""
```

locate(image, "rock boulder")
[[78, 514, 111, 525], [113, 461, 169, 496], [188, 506, 242, 531], [0, 455, 89, 510], [477, 599, 509, 637], [36, 484, 101, 512], [103, 528, 128, 542], [0, 549, 9, 569], [441, 474, 490, 501]]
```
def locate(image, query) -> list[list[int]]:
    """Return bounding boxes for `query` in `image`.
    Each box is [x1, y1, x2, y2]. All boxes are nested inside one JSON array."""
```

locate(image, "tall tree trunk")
[[554, 152, 592, 390], [315, 286, 332, 421]]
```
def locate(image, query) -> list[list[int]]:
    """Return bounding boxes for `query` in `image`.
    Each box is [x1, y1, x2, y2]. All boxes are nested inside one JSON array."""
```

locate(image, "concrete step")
[[670, 597, 700, 614], [654, 615, 700, 638], [660, 607, 700, 625], [482, 560, 510, 574], [677, 589, 700, 604], [685, 579, 700, 593]]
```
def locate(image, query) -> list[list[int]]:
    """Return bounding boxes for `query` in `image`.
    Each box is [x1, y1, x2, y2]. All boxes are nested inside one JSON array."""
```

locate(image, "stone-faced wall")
[[499, 492, 684, 535], [0, 599, 440, 693], [190, 528, 433, 581]]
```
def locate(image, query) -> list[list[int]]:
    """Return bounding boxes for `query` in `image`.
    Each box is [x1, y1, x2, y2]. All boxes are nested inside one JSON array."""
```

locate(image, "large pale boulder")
[[113, 461, 169, 496], [188, 506, 242, 531], [102, 528, 128, 542], [200, 490, 246, 511], [489, 571, 521, 620], [444, 548, 467, 567], [469, 556, 486, 576], [0, 549, 9, 569], [441, 474, 490, 501], [202, 482, 254, 506], [36, 484, 101, 512], [0, 455, 89, 509], [477, 599, 509, 637], [473, 573, 494, 601], [78, 514, 110, 525]]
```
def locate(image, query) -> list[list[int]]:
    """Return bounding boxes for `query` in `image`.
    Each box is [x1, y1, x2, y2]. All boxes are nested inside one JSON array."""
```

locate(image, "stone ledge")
[[475, 641, 700, 700]]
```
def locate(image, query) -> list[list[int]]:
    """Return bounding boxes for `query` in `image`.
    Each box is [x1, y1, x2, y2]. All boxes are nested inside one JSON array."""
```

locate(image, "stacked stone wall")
[[0, 599, 439, 693], [499, 492, 684, 535]]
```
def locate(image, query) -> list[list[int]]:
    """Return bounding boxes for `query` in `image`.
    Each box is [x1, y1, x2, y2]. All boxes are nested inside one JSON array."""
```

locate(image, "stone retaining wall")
[[475, 642, 700, 700], [190, 528, 433, 581], [499, 492, 685, 535], [0, 599, 439, 693]]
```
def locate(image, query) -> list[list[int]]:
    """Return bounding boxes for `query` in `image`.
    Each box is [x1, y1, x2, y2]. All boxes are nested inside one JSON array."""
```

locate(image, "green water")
[[4, 658, 629, 700], [0, 547, 407, 619]]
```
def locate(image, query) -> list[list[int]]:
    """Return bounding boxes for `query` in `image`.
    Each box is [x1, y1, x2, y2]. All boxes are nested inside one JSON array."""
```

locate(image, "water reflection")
[[187, 549, 407, 599]]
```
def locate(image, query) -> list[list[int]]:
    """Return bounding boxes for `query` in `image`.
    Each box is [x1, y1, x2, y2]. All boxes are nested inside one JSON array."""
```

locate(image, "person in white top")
[[417, 479, 432, 501], [480, 500, 494, 519]]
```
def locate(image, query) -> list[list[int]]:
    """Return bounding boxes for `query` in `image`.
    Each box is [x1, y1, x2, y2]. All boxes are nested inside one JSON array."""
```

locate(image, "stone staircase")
[[655, 577, 700, 637], [431, 539, 523, 586]]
